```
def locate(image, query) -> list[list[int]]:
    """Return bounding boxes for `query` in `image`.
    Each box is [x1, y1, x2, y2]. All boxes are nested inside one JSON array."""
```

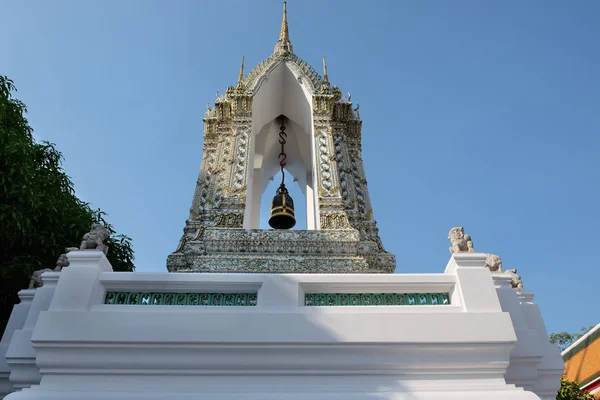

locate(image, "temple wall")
[[0, 290, 35, 399], [0, 251, 563, 400], [492, 275, 564, 399], [562, 324, 600, 397]]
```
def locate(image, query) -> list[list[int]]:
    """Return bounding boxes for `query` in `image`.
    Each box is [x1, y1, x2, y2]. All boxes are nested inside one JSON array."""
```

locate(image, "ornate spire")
[[237, 56, 245, 87], [322, 57, 329, 85], [274, 2, 293, 55], [279, 2, 290, 42]]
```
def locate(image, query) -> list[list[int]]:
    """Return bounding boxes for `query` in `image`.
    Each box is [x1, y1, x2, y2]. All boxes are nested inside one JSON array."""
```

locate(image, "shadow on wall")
[[200, 273, 418, 399], [3, 255, 541, 400], [3, 272, 424, 400]]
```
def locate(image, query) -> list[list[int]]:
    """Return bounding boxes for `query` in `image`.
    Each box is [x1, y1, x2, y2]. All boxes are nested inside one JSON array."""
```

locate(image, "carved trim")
[[215, 213, 244, 228], [305, 293, 450, 307], [244, 54, 323, 93], [105, 292, 257, 307]]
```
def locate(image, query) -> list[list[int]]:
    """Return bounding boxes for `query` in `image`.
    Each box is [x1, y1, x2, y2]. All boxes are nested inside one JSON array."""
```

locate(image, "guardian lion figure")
[[53, 247, 79, 271], [506, 269, 524, 290], [484, 253, 503, 272], [448, 227, 475, 254], [28, 268, 52, 289], [80, 223, 110, 254]]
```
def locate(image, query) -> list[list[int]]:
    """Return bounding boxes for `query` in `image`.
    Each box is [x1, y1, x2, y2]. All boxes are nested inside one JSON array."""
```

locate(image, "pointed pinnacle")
[[274, 1, 293, 54], [237, 56, 245, 86], [279, 2, 289, 42]]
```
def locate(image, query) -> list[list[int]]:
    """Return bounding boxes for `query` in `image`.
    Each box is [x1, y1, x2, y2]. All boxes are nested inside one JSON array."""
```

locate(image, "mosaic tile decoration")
[[104, 292, 257, 307], [304, 293, 451, 307]]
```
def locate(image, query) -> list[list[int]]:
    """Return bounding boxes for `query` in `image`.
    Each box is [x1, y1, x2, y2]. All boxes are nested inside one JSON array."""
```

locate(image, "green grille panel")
[[104, 292, 257, 306], [304, 293, 450, 306]]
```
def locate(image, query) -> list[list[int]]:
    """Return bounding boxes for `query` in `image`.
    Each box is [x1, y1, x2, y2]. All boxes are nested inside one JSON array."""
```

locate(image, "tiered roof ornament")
[[236, 56, 245, 88], [274, 2, 293, 55], [167, 2, 395, 273], [322, 57, 329, 85], [238, 3, 328, 94]]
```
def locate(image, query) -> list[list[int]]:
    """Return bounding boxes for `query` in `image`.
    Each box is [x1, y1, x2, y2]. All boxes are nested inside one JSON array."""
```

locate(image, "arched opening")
[[258, 170, 307, 230], [244, 61, 318, 230]]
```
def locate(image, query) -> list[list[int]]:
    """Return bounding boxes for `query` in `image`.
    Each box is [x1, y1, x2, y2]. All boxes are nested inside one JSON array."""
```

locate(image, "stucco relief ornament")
[[80, 223, 110, 254], [448, 226, 475, 254]]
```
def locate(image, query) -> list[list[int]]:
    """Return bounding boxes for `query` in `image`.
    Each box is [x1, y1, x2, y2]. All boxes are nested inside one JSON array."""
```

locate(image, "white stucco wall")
[[0, 251, 563, 400]]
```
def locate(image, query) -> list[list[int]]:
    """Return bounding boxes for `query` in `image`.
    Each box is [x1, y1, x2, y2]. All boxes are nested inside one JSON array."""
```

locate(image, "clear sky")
[[1, 0, 599, 335]]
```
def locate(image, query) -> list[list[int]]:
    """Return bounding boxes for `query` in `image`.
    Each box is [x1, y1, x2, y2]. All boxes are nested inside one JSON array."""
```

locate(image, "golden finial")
[[323, 57, 329, 84], [237, 56, 245, 86], [279, 2, 289, 42], [274, 2, 293, 54]]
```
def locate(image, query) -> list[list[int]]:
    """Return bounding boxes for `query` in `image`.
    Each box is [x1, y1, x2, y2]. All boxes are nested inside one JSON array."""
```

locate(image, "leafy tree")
[[550, 327, 596, 399], [550, 326, 595, 351], [0, 75, 134, 333], [556, 377, 594, 400]]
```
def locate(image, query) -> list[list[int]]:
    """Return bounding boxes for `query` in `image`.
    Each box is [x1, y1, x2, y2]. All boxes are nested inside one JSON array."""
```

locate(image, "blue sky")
[[1, 0, 599, 335]]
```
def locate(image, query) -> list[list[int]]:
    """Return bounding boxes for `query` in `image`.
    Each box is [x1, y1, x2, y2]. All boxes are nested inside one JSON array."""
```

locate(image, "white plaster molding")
[[517, 291, 535, 305], [49, 251, 111, 312], [447, 253, 503, 313], [2, 254, 554, 400], [445, 253, 487, 273], [5, 273, 59, 390], [521, 300, 564, 398], [66, 250, 113, 271], [100, 274, 263, 293], [492, 273, 514, 289], [0, 290, 36, 398], [493, 274, 564, 398]]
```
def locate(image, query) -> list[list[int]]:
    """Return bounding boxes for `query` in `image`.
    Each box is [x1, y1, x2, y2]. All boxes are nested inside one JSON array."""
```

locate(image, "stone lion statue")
[[53, 247, 79, 271], [28, 268, 53, 289], [448, 227, 475, 254], [80, 224, 110, 254], [506, 269, 524, 290], [484, 253, 503, 272]]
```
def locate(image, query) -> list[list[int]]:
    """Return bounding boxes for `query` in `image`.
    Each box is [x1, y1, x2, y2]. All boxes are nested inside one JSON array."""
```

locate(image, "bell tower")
[[167, 3, 395, 273]]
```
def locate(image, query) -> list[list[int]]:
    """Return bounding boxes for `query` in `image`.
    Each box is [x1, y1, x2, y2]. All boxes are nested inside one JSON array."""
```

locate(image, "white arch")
[[244, 61, 318, 230]]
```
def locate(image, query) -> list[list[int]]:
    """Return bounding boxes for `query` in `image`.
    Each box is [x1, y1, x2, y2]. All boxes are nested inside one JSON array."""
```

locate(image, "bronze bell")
[[268, 183, 296, 230]]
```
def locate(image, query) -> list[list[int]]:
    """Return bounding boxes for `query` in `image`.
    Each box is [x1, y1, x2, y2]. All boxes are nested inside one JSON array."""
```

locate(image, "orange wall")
[[563, 333, 600, 386]]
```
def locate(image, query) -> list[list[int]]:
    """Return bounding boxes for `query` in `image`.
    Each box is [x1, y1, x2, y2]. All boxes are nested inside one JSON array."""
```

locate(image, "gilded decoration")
[[169, 254, 391, 274], [166, 3, 395, 274], [215, 213, 244, 228], [244, 54, 324, 94], [315, 130, 339, 197], [320, 213, 352, 230]]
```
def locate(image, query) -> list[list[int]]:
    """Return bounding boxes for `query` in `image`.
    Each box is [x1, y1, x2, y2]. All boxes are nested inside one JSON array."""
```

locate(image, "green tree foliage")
[[556, 377, 594, 400], [549, 327, 596, 399], [550, 326, 595, 351], [0, 75, 135, 332]]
